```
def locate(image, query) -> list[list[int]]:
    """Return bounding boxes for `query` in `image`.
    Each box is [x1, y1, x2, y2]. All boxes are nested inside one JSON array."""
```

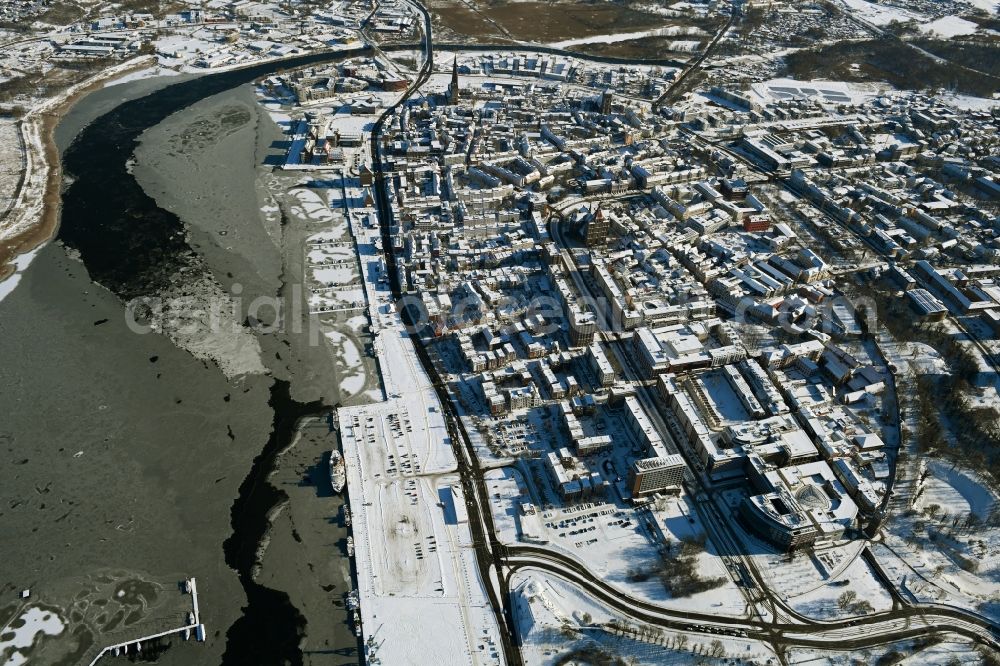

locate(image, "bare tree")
[[837, 590, 858, 611]]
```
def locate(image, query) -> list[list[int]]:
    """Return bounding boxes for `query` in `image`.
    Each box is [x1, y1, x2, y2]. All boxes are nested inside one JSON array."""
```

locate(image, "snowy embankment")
[[548, 25, 706, 49], [0, 56, 157, 285]]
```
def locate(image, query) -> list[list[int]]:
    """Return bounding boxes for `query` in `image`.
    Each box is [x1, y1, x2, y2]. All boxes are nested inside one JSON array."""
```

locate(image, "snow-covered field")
[[788, 552, 895, 619], [915, 461, 997, 522], [839, 0, 927, 26], [511, 570, 775, 665], [878, 460, 1000, 620], [880, 340, 949, 376], [919, 15, 982, 38], [785, 637, 983, 665], [547, 25, 705, 49], [326, 108, 375, 135], [965, 0, 999, 12], [102, 65, 181, 88], [667, 40, 702, 53], [155, 33, 221, 59]]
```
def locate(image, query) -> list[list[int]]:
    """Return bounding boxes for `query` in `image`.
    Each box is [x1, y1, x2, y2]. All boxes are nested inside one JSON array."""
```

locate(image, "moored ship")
[[329, 450, 346, 494]]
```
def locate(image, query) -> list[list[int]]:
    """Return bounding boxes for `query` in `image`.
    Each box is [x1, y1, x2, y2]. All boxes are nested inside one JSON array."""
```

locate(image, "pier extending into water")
[[85, 578, 205, 665]]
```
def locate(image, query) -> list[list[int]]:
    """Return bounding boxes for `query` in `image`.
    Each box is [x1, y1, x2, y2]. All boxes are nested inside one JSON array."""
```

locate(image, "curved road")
[[504, 546, 1000, 652], [365, 2, 1000, 662]]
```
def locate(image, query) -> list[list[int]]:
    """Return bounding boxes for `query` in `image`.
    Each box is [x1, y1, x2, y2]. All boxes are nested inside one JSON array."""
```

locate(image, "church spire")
[[449, 56, 459, 105]]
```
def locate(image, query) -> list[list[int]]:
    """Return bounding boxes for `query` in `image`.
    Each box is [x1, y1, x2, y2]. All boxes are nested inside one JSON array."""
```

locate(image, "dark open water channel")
[[57, 49, 369, 665]]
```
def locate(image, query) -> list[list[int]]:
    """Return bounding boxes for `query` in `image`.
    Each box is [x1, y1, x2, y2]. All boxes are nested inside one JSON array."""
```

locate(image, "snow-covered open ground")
[[102, 65, 181, 88], [547, 26, 705, 50], [966, 0, 999, 12], [839, 0, 927, 26], [786, 636, 983, 665], [511, 569, 776, 665], [915, 460, 997, 522], [919, 15, 982, 38], [788, 551, 895, 619], [878, 460, 1000, 621]]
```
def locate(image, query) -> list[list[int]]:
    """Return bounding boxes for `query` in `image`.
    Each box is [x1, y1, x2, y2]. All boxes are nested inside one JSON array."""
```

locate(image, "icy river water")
[[0, 50, 369, 666]]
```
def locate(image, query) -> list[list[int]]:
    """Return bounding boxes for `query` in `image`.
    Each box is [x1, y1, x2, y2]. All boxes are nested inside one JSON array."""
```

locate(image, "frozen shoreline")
[[0, 56, 158, 289]]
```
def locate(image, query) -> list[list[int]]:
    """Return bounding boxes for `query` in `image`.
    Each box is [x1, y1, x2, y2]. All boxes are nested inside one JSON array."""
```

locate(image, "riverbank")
[[0, 52, 363, 666], [0, 46, 373, 289], [0, 56, 158, 283]]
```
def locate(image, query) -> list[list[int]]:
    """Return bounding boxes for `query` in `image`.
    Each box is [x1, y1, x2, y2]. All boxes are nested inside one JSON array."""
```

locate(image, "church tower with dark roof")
[[449, 56, 459, 105]]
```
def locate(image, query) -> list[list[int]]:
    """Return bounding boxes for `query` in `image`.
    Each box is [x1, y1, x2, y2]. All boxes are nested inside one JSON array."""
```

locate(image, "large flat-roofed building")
[[552, 272, 597, 347], [741, 457, 858, 550], [546, 447, 607, 501], [629, 455, 686, 497], [569, 312, 597, 347], [588, 342, 616, 387], [740, 491, 821, 549], [761, 339, 824, 369], [914, 260, 998, 313], [631, 321, 746, 379], [740, 135, 792, 172], [658, 373, 743, 478], [907, 288, 948, 320], [506, 385, 541, 410], [633, 326, 673, 377], [624, 396, 669, 458], [576, 435, 613, 456], [722, 414, 818, 464]]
